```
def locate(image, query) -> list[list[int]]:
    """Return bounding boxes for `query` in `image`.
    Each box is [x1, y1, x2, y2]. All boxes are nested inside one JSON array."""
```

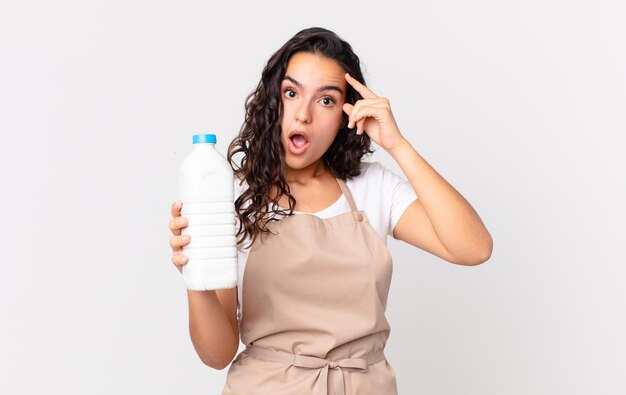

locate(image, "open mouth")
[[288, 132, 310, 155]]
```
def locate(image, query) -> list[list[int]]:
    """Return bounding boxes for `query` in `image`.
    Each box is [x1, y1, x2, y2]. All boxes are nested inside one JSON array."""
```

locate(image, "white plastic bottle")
[[179, 133, 237, 291]]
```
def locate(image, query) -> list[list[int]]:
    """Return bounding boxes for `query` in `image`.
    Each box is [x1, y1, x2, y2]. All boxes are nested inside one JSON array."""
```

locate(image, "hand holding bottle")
[[169, 200, 190, 274]]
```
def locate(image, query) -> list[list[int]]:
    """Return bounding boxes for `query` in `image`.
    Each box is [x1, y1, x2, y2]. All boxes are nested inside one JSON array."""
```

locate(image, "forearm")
[[187, 290, 239, 370], [389, 138, 493, 261]]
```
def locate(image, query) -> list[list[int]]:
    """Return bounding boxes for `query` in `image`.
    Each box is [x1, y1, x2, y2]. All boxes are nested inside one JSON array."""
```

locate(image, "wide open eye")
[[321, 97, 335, 106]]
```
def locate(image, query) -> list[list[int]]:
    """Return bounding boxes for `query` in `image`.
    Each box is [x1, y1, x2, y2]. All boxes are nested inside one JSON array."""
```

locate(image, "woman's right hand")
[[169, 200, 190, 274]]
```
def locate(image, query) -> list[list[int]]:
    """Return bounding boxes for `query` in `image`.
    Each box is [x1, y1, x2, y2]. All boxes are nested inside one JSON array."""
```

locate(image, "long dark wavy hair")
[[227, 27, 373, 249]]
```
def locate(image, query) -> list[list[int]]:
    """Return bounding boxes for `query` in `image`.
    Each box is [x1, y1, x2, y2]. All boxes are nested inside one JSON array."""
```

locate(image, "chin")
[[284, 157, 312, 170]]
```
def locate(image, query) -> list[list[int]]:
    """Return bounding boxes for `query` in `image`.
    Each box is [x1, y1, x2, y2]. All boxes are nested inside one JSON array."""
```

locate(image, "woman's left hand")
[[342, 73, 406, 152]]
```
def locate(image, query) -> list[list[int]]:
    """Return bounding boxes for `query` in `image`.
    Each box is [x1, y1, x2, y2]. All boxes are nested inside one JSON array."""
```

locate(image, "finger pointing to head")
[[345, 73, 377, 99]]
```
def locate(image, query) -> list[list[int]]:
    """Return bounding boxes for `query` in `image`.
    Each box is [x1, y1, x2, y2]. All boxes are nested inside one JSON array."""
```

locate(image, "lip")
[[288, 129, 310, 140], [287, 129, 310, 156]]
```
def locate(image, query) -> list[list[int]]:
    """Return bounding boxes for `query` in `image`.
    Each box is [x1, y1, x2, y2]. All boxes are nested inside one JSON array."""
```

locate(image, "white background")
[[1, 1, 625, 394]]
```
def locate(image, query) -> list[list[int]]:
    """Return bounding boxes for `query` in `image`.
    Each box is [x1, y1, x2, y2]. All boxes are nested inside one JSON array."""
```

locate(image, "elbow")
[[199, 342, 239, 370], [193, 329, 240, 370], [201, 355, 234, 370], [470, 235, 493, 266], [212, 360, 231, 371], [199, 354, 221, 370], [471, 249, 492, 266], [455, 235, 493, 266]]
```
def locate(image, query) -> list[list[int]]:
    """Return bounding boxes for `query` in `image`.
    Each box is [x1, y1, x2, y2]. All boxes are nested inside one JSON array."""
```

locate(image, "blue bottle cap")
[[192, 134, 217, 144]]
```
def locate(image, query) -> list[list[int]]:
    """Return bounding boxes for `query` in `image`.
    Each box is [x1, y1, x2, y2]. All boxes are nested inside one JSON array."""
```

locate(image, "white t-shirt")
[[233, 161, 417, 322]]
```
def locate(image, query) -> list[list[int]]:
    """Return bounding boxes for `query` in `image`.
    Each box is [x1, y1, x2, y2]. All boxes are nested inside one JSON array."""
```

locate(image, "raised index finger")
[[345, 72, 377, 99]]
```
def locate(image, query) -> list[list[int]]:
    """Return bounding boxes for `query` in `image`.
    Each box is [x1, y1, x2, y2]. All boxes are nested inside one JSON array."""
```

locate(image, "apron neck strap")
[[336, 178, 358, 212]]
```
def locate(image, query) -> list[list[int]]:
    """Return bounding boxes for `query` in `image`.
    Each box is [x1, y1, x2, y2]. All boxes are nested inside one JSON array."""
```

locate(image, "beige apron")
[[222, 178, 398, 395]]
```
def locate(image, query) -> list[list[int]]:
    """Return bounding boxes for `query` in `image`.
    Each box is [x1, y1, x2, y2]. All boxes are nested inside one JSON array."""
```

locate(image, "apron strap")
[[336, 178, 358, 213]]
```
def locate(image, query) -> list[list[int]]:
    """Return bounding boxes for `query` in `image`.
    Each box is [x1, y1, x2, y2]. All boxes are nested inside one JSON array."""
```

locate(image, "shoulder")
[[344, 161, 396, 241], [347, 160, 416, 208], [346, 160, 394, 187], [345, 161, 390, 206]]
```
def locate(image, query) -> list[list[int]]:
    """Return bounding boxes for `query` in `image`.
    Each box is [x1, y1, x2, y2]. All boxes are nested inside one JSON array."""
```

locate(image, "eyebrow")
[[283, 75, 344, 96]]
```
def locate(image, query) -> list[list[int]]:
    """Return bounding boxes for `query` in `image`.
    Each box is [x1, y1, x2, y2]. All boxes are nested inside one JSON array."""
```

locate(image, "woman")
[[168, 27, 493, 395]]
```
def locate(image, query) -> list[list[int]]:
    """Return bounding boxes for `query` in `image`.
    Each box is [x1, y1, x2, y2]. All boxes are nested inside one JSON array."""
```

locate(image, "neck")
[[285, 159, 330, 185]]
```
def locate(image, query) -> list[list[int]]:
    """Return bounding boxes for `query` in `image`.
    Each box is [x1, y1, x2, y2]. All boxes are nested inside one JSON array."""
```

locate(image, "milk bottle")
[[179, 133, 237, 290]]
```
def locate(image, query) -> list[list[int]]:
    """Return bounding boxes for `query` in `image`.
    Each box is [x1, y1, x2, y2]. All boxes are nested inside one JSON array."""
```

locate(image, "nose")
[[295, 100, 312, 124]]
